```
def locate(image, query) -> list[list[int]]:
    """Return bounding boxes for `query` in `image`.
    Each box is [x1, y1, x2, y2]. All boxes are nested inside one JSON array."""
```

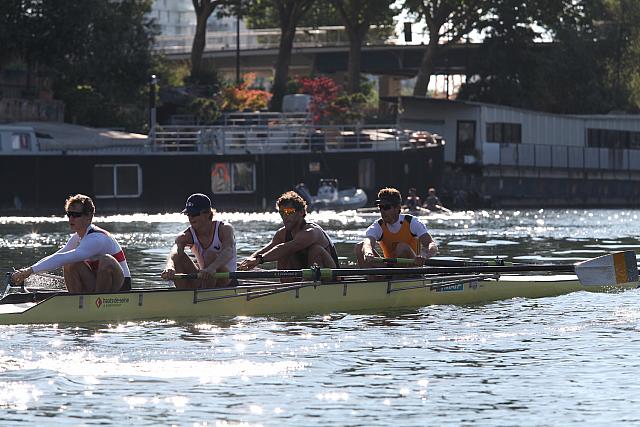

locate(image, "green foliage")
[[186, 97, 221, 124], [457, 0, 640, 114], [245, 0, 341, 29], [153, 60, 191, 88], [184, 67, 223, 98], [0, 0, 157, 131]]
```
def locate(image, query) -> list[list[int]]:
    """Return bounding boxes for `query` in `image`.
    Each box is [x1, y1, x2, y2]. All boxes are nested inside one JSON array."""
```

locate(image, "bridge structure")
[[157, 26, 484, 97]]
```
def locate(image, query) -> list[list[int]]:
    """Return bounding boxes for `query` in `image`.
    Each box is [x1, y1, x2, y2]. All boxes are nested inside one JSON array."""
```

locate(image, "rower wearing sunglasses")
[[238, 191, 339, 278], [161, 193, 236, 289], [11, 194, 131, 292], [355, 187, 438, 267]]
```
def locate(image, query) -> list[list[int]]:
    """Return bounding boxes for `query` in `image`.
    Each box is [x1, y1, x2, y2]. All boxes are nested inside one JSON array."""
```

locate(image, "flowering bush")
[[294, 76, 367, 125], [219, 73, 271, 112]]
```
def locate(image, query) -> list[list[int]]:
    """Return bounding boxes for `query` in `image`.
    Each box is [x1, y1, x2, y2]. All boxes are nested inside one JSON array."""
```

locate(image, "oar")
[[372, 257, 511, 267], [173, 251, 639, 286]]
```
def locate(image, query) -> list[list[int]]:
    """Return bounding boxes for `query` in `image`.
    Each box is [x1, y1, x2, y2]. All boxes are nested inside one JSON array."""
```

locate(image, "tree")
[[404, 0, 485, 97], [597, 0, 640, 111], [456, 0, 565, 109], [328, 0, 397, 94], [191, 0, 226, 81], [458, 0, 640, 114], [0, 0, 158, 130], [246, 0, 315, 111]]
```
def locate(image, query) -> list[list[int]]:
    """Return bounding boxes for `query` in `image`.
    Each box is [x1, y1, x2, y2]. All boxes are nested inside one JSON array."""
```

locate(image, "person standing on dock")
[[355, 187, 438, 267], [11, 194, 131, 292], [161, 193, 236, 289], [238, 191, 339, 275]]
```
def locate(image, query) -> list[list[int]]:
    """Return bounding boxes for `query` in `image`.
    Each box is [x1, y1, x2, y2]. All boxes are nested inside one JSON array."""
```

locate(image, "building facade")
[[399, 97, 640, 207]]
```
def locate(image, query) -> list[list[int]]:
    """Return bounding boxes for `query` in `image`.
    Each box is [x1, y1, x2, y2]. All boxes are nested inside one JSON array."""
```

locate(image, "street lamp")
[[236, 6, 241, 86], [149, 74, 158, 147]]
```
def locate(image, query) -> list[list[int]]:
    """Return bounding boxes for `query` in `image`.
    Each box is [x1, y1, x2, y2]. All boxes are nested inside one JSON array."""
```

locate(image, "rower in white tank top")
[[188, 221, 237, 272]]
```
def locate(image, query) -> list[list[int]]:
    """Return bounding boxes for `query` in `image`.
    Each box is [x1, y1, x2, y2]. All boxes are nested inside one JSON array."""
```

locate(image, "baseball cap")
[[181, 193, 212, 214]]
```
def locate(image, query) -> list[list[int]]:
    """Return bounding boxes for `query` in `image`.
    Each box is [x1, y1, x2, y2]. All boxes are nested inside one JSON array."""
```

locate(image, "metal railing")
[[154, 25, 397, 54], [153, 123, 412, 154], [482, 142, 640, 171]]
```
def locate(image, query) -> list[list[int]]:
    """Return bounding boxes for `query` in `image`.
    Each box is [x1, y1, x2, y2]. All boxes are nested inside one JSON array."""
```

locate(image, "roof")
[[397, 96, 640, 121], [6, 121, 148, 149]]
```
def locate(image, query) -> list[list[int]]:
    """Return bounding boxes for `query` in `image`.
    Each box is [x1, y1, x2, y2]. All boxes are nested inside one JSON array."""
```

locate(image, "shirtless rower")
[[11, 194, 131, 292], [238, 191, 339, 278]]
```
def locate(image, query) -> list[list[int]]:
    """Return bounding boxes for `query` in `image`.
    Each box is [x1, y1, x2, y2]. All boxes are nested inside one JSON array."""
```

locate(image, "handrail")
[[152, 123, 413, 154], [154, 25, 399, 54], [484, 142, 640, 172]]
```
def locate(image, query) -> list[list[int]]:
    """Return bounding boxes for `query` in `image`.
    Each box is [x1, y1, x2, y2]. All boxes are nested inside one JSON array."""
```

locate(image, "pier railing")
[[154, 25, 396, 54], [483, 142, 640, 171], [152, 123, 413, 154]]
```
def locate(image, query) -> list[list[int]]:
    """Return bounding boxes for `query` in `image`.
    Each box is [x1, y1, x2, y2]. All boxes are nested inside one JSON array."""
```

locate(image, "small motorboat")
[[295, 179, 368, 212]]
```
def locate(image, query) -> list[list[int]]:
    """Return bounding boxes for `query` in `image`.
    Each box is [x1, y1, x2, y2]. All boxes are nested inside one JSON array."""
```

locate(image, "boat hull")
[[0, 274, 635, 325]]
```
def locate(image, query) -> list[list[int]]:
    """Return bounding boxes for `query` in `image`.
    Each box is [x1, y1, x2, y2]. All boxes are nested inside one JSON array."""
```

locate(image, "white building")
[[148, 0, 236, 36], [399, 97, 640, 171], [398, 97, 640, 207]]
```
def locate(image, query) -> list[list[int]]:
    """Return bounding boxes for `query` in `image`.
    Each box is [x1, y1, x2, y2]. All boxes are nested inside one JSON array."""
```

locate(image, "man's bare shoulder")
[[175, 228, 194, 245]]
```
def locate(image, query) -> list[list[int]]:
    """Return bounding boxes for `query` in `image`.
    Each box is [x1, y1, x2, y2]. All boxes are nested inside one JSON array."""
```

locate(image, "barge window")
[[93, 164, 142, 198], [211, 162, 255, 194], [11, 132, 31, 151], [486, 123, 521, 144], [588, 128, 640, 149], [358, 159, 375, 190]]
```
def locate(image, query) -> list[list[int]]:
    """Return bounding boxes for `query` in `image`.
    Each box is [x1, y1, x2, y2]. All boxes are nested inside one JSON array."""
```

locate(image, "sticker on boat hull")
[[435, 283, 464, 292], [95, 296, 130, 308]]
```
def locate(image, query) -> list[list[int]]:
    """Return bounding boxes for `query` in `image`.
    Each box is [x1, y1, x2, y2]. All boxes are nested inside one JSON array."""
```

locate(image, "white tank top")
[[189, 221, 236, 272]]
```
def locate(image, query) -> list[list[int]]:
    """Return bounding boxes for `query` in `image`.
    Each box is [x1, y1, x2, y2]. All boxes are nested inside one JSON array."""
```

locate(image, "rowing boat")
[[0, 251, 637, 325]]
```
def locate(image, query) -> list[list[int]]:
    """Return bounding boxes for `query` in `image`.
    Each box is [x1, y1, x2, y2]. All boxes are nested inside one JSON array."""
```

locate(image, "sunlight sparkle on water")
[[316, 391, 349, 401], [0, 382, 43, 410], [9, 354, 306, 382]]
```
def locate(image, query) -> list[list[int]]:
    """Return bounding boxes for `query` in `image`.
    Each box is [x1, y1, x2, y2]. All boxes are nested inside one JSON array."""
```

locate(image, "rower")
[[355, 187, 438, 267], [161, 193, 236, 289], [423, 187, 449, 213], [403, 187, 422, 213], [238, 191, 339, 281], [11, 194, 131, 293]]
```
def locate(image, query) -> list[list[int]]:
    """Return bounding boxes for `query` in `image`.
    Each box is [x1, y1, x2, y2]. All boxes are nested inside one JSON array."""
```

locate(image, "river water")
[[1, 209, 640, 426]]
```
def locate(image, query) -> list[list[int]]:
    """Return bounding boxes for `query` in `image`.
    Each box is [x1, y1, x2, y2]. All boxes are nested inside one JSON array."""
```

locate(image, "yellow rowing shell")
[[0, 274, 636, 325]]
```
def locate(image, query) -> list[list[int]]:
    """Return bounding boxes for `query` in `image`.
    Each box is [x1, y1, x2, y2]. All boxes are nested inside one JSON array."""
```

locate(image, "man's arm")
[[203, 223, 235, 273], [361, 236, 378, 263], [418, 232, 438, 258], [237, 228, 285, 271], [31, 234, 107, 273], [12, 234, 107, 283], [161, 229, 193, 279], [259, 226, 319, 262]]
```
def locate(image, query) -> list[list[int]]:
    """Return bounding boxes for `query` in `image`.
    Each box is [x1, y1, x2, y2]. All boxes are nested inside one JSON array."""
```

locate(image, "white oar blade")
[[575, 251, 638, 286]]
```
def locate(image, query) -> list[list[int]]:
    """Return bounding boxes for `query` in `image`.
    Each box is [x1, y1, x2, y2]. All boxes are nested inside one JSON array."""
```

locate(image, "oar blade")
[[575, 251, 638, 286]]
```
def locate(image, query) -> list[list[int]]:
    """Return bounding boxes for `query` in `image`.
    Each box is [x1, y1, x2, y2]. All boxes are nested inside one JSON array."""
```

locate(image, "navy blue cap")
[[181, 193, 212, 214]]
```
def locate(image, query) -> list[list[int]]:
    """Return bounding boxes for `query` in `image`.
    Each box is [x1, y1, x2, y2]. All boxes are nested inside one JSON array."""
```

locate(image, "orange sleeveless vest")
[[378, 215, 418, 257]]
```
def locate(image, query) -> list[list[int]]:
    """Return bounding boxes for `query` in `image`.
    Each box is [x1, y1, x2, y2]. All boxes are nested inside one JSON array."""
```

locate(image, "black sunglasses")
[[65, 211, 85, 218]]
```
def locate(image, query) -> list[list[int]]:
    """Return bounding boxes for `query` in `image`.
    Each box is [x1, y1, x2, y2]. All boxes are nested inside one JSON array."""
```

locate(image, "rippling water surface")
[[1, 209, 640, 426]]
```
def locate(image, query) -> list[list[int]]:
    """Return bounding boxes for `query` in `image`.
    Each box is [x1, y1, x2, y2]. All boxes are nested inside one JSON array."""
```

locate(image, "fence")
[[482, 142, 640, 171], [153, 123, 411, 154]]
